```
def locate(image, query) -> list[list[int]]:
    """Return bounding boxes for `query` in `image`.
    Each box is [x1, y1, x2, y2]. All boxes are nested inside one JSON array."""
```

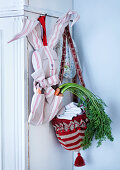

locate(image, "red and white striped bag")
[[52, 25, 87, 167], [52, 111, 88, 149]]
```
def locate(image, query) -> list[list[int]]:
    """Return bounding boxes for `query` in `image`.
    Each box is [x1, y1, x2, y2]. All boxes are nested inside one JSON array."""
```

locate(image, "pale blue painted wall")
[[73, 0, 120, 170]]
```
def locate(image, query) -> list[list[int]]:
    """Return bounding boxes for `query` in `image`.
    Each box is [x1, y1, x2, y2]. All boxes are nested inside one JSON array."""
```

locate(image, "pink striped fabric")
[[44, 46, 55, 76], [48, 10, 80, 49], [31, 29, 43, 49], [8, 10, 80, 125], [8, 19, 39, 43], [29, 49, 62, 125]]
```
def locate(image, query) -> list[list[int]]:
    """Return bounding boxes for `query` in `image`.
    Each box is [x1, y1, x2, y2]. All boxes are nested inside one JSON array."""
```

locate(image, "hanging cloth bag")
[[59, 25, 85, 86], [8, 11, 80, 125], [52, 25, 87, 167]]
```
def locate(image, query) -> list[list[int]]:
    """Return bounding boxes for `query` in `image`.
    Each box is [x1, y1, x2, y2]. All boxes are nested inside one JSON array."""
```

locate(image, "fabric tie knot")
[[38, 74, 60, 89], [33, 74, 60, 98]]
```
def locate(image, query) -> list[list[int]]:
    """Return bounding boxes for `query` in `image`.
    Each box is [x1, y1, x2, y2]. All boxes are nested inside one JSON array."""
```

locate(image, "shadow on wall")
[[73, 27, 94, 89]]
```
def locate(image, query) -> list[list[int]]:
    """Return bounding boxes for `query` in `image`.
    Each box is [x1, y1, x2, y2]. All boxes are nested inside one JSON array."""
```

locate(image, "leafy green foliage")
[[59, 83, 114, 150]]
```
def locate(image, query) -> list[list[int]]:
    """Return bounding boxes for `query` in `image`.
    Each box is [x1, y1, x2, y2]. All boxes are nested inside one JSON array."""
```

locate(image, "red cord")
[[38, 16, 47, 46]]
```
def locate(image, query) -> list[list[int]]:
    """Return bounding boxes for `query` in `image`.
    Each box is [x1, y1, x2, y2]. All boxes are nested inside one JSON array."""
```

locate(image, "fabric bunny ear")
[[8, 18, 39, 43], [48, 10, 80, 49], [57, 10, 80, 27], [68, 10, 80, 27]]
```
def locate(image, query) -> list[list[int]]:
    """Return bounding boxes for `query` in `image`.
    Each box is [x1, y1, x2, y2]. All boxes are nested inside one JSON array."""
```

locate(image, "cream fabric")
[[8, 10, 80, 125]]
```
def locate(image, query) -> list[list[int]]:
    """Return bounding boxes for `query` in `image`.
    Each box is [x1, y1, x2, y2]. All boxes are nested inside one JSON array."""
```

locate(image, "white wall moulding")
[[13, 17, 25, 170], [24, 33, 29, 170], [0, 0, 24, 12], [0, 9, 24, 18], [0, 17, 25, 170], [0, 30, 3, 170]]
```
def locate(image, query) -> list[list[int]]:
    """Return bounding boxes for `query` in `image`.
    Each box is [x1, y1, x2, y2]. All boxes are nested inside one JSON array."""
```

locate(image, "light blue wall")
[[73, 0, 120, 170]]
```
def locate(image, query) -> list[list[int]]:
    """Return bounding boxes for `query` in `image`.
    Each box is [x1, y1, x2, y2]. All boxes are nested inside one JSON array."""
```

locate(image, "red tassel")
[[74, 152, 85, 167]]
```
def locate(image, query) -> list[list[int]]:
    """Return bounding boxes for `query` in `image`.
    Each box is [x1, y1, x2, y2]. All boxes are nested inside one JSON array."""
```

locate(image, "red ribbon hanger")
[[38, 15, 47, 46]]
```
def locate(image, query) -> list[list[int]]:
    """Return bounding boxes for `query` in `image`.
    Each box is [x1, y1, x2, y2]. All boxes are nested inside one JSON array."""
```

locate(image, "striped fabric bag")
[[52, 25, 87, 167], [8, 11, 80, 125]]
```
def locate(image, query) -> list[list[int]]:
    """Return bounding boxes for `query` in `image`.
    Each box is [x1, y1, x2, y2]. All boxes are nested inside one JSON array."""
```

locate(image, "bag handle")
[[59, 28, 67, 82], [59, 25, 85, 87]]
